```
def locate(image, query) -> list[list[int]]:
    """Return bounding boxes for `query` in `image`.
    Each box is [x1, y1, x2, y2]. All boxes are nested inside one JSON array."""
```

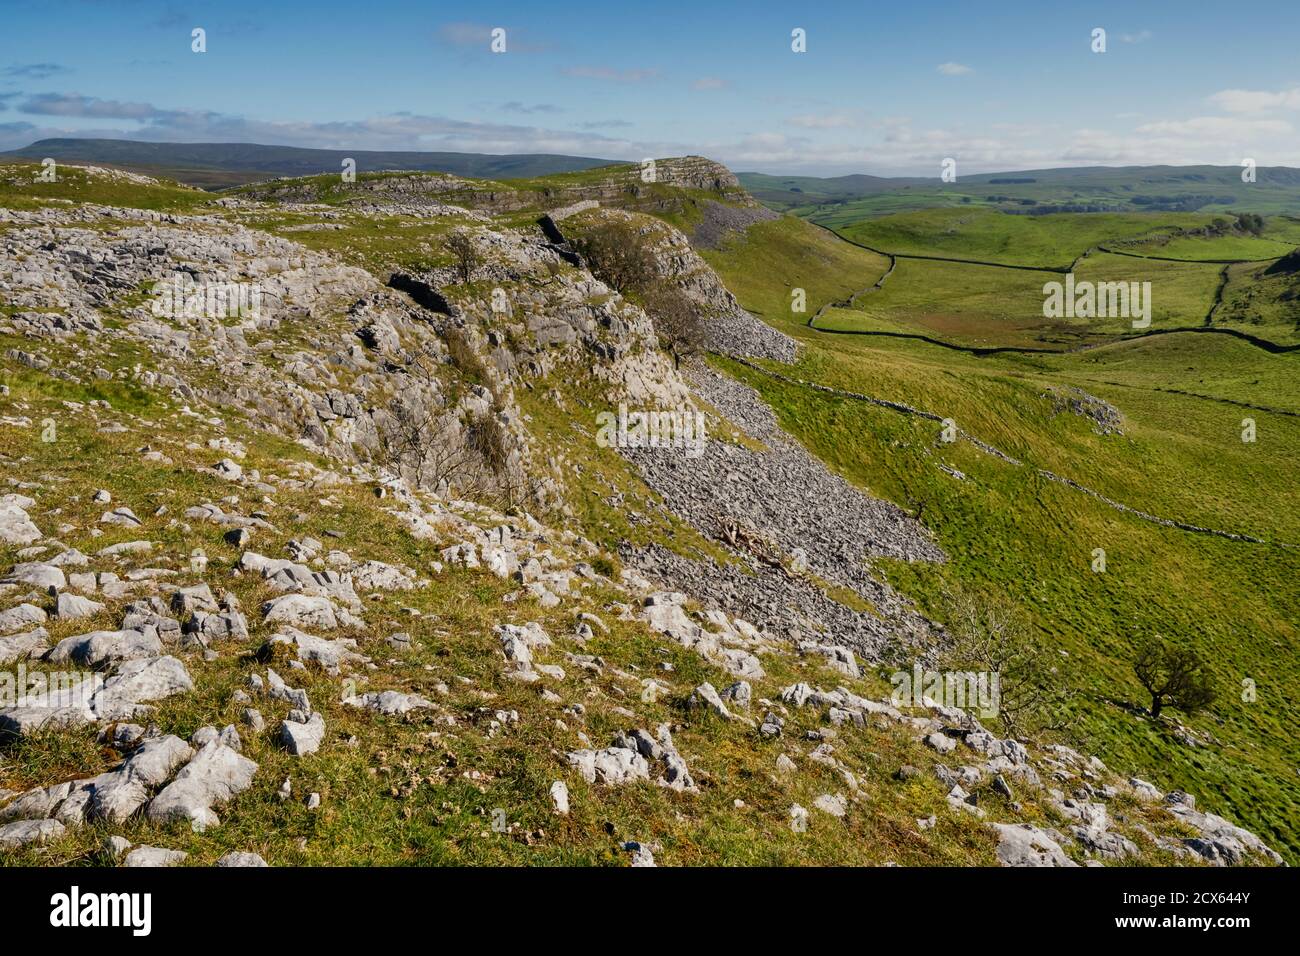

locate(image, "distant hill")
[[739, 164, 1300, 217], [0, 139, 620, 189], [738, 171, 930, 207]]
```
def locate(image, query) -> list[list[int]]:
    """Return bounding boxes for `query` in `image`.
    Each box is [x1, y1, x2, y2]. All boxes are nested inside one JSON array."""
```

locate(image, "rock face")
[[0, 495, 42, 545], [1163, 792, 1284, 865], [4, 561, 65, 590], [91, 735, 195, 824], [566, 725, 696, 792], [342, 690, 434, 715], [47, 629, 162, 668], [635, 212, 796, 363], [0, 655, 193, 736], [280, 713, 327, 756], [0, 626, 49, 664], [0, 603, 47, 636], [567, 745, 651, 786], [243, 156, 753, 215], [146, 742, 258, 831], [636, 592, 766, 679], [0, 734, 193, 830], [271, 628, 367, 675], [1044, 385, 1124, 436], [993, 824, 1079, 867], [123, 846, 187, 867], [553, 206, 797, 363], [0, 818, 66, 849]]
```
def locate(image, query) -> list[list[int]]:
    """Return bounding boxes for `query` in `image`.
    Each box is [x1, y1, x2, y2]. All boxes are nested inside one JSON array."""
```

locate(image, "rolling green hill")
[[691, 206, 1300, 858], [0, 139, 619, 190], [741, 164, 1300, 218]]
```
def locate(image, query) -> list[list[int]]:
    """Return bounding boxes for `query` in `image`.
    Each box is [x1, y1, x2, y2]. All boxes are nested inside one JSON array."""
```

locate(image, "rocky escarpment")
[[0, 196, 699, 512], [237, 158, 797, 363], [0, 202, 538, 506], [554, 206, 797, 363], [239, 156, 757, 217]]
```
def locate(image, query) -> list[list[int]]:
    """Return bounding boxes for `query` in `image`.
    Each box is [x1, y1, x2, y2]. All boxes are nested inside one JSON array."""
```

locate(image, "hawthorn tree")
[[573, 217, 707, 365], [446, 229, 481, 284], [939, 588, 1074, 738], [1131, 636, 1217, 719]]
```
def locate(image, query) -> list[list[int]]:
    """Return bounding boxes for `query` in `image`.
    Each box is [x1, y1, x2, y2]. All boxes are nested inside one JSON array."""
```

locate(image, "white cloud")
[[1209, 87, 1300, 114], [692, 77, 728, 91], [936, 62, 973, 76], [0, 99, 655, 158], [9, 88, 1300, 177], [18, 93, 167, 120], [574, 119, 633, 130], [4, 63, 70, 79], [436, 22, 492, 48], [786, 112, 859, 129], [1136, 116, 1292, 137], [436, 22, 547, 53], [560, 66, 659, 84], [1119, 30, 1152, 44], [500, 102, 564, 115]]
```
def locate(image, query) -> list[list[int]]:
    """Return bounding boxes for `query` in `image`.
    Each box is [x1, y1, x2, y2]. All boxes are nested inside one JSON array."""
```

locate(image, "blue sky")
[[2, 0, 1299, 175]]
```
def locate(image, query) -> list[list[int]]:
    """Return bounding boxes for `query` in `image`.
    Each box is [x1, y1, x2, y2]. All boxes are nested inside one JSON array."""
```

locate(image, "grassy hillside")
[[0, 161, 1291, 868], [700, 215, 892, 324], [832, 208, 1210, 268], [0, 162, 210, 212], [697, 205, 1300, 860]]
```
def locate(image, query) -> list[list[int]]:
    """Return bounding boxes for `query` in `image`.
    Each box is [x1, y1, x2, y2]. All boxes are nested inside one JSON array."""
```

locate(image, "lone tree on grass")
[[1131, 636, 1217, 719]]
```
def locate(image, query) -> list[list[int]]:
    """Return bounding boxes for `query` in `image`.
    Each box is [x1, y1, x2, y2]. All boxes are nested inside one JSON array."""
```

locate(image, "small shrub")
[[444, 325, 488, 384], [446, 229, 482, 284]]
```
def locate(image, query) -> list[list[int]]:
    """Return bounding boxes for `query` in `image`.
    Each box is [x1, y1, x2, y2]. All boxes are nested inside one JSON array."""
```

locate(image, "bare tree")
[[573, 217, 707, 365], [372, 344, 492, 499], [1132, 636, 1217, 719], [643, 284, 706, 368], [939, 588, 1074, 737]]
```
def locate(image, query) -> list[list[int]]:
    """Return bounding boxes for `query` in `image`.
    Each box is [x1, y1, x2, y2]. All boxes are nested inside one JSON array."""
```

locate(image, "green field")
[[831, 207, 1213, 268], [697, 206, 1300, 861]]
